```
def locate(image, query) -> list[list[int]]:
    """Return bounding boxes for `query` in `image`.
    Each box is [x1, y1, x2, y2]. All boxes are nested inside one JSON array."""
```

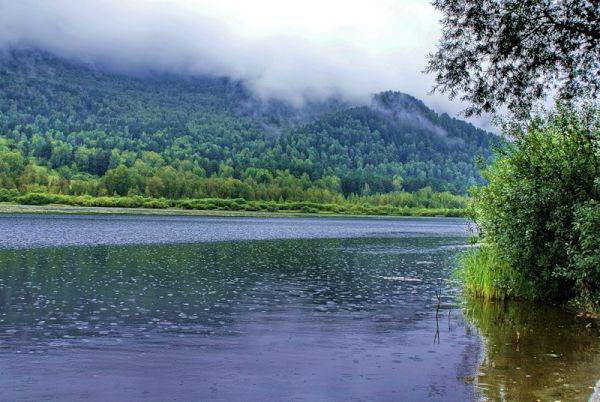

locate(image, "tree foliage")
[[427, 0, 600, 116], [468, 105, 600, 305], [0, 50, 499, 201]]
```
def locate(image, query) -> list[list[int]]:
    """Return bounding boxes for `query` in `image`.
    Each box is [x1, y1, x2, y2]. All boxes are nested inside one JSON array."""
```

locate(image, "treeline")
[[0, 145, 467, 215], [0, 145, 346, 203]]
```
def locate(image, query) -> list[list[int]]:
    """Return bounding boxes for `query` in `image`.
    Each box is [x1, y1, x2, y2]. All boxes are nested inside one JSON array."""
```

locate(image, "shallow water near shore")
[[0, 214, 598, 401], [466, 299, 600, 401]]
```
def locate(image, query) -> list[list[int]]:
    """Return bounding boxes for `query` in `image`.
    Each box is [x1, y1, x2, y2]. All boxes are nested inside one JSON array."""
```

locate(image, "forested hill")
[[0, 49, 500, 201]]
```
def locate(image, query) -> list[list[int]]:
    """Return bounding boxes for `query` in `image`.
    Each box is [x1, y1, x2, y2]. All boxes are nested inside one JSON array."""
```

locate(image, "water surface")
[[0, 214, 468, 249], [466, 300, 600, 401], [0, 214, 598, 401]]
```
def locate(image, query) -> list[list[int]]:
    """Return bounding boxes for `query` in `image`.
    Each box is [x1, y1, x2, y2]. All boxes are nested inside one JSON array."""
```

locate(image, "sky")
[[0, 0, 493, 129]]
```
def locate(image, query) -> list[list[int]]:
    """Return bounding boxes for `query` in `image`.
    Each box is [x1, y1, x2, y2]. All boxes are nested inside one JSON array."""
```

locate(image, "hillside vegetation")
[[0, 49, 498, 211]]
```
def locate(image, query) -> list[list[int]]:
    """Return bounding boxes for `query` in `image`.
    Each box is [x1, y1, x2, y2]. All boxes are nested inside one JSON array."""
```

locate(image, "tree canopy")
[[0, 50, 500, 202], [459, 105, 600, 305], [427, 0, 600, 116]]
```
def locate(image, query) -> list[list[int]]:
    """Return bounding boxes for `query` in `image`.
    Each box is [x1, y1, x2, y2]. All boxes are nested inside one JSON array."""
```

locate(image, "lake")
[[0, 214, 598, 401]]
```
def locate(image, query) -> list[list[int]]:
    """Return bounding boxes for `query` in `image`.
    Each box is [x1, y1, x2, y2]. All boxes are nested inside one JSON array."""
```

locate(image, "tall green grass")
[[456, 244, 558, 301], [455, 245, 516, 300]]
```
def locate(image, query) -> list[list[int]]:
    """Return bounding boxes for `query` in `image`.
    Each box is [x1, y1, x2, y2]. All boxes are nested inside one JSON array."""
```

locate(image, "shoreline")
[[0, 203, 466, 220]]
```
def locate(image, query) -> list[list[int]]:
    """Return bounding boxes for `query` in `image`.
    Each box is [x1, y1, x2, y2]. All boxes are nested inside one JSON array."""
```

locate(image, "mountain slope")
[[0, 49, 500, 198]]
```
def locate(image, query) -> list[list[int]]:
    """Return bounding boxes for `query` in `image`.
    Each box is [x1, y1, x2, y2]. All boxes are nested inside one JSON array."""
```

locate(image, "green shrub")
[[15, 193, 58, 205], [0, 188, 19, 202], [567, 201, 600, 307], [300, 205, 318, 213], [241, 204, 260, 211], [176, 200, 194, 209], [462, 105, 600, 305], [143, 199, 169, 209]]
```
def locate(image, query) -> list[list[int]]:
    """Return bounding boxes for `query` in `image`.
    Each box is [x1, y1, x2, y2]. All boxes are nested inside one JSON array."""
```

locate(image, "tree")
[[461, 105, 600, 304], [49, 140, 73, 168], [103, 165, 134, 196], [145, 176, 165, 198], [427, 0, 600, 116], [392, 175, 403, 191]]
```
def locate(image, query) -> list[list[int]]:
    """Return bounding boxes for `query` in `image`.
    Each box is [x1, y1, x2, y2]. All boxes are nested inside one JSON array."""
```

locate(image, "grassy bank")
[[0, 203, 329, 218], [0, 191, 466, 218]]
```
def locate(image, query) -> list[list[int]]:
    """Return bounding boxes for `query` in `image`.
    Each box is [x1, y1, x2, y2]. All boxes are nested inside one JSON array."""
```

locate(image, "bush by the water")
[[459, 105, 600, 307]]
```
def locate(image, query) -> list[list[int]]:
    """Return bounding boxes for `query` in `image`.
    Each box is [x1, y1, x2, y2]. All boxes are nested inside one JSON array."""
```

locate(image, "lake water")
[[0, 214, 598, 401]]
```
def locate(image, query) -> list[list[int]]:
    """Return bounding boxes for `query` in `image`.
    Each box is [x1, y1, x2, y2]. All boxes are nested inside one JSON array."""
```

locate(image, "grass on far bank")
[[0, 191, 466, 218], [0, 203, 324, 218]]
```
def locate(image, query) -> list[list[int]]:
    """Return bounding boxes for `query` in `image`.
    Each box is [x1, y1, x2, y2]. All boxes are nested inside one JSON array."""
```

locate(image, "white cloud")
[[0, 0, 493, 128]]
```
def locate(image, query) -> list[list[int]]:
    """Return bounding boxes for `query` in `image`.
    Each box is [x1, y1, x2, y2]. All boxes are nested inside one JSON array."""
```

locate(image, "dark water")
[[0, 214, 598, 401]]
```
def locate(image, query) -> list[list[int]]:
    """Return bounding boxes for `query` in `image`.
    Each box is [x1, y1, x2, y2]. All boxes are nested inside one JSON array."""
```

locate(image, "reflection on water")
[[0, 236, 478, 401], [0, 238, 465, 345], [465, 299, 600, 401]]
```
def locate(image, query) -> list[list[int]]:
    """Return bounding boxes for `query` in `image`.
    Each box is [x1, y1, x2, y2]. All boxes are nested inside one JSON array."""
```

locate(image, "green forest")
[[0, 50, 499, 214]]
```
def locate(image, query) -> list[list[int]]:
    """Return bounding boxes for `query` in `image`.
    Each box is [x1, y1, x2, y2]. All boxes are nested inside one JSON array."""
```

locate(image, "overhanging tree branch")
[[427, 0, 600, 117]]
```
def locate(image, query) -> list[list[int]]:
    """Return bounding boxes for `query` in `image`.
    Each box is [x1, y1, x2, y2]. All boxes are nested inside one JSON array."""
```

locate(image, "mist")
[[0, 0, 493, 129]]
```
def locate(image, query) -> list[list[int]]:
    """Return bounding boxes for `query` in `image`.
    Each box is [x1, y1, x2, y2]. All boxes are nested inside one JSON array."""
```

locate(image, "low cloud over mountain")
[[0, 0, 492, 129]]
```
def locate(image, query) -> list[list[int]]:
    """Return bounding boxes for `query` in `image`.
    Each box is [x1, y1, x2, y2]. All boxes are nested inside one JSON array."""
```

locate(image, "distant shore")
[[0, 203, 465, 219]]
